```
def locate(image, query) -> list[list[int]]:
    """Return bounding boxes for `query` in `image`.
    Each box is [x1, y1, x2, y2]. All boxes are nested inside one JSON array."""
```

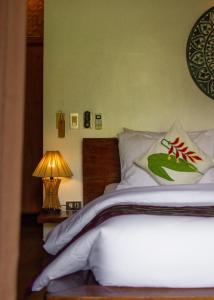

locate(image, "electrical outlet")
[[66, 201, 82, 211]]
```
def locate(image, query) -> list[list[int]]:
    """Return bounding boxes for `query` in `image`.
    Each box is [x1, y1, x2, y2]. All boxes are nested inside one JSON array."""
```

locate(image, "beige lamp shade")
[[33, 151, 73, 178], [33, 151, 73, 212]]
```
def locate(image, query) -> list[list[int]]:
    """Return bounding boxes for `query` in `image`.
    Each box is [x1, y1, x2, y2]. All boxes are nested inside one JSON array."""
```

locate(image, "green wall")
[[44, 0, 214, 203]]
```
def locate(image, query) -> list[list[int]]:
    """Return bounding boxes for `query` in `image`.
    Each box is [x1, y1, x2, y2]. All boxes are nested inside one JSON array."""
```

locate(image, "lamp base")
[[42, 177, 61, 212]]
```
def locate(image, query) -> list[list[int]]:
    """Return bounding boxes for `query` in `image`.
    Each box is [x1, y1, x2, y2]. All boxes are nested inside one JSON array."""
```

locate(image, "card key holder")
[[58, 112, 65, 137]]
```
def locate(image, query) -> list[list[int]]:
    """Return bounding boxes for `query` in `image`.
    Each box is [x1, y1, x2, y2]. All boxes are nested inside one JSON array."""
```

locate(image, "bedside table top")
[[37, 210, 74, 224]]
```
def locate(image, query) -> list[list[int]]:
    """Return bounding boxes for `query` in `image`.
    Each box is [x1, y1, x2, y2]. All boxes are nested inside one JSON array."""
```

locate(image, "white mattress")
[[89, 214, 214, 288], [32, 184, 214, 291]]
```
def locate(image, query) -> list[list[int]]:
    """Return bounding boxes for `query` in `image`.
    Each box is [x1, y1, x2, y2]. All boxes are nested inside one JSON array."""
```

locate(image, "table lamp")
[[33, 151, 73, 212]]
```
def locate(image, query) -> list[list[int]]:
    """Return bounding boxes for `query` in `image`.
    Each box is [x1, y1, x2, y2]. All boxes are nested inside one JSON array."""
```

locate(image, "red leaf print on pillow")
[[168, 146, 174, 155], [171, 137, 179, 145], [162, 137, 203, 164]]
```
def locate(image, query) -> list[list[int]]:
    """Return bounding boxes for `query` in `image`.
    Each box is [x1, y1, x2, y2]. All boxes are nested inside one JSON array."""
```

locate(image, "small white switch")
[[95, 113, 102, 130], [70, 113, 79, 129]]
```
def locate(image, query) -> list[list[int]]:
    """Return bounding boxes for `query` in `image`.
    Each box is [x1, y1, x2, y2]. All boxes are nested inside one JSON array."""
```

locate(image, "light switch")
[[70, 113, 79, 129]]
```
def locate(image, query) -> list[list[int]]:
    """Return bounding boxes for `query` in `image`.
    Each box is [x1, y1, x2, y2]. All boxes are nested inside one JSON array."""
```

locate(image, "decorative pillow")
[[135, 121, 214, 185], [117, 130, 162, 189], [116, 126, 214, 191], [124, 127, 214, 158]]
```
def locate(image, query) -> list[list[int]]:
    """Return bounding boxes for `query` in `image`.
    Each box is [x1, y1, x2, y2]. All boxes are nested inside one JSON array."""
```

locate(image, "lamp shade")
[[32, 151, 73, 178]]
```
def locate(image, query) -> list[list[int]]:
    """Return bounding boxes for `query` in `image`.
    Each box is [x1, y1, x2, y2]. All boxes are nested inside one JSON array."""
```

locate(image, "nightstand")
[[37, 210, 75, 240]]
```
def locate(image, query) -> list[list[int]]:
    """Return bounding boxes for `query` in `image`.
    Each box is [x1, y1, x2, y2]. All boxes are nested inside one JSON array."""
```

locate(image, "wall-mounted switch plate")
[[95, 113, 102, 130], [70, 113, 79, 129], [84, 111, 92, 128]]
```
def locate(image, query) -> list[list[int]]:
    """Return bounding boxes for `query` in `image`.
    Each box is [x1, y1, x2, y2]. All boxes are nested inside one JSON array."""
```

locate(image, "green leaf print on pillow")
[[148, 153, 203, 181], [134, 122, 213, 185]]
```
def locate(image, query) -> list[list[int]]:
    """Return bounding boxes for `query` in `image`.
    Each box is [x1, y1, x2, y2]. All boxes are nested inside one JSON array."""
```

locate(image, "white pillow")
[[135, 121, 214, 185], [117, 130, 162, 189], [116, 125, 214, 190]]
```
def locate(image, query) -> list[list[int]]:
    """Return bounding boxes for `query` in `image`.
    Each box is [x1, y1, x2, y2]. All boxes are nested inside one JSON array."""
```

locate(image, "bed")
[[32, 124, 214, 300]]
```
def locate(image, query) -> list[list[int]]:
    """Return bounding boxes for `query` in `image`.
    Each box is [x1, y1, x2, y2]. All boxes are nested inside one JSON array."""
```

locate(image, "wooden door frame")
[[0, 0, 26, 299]]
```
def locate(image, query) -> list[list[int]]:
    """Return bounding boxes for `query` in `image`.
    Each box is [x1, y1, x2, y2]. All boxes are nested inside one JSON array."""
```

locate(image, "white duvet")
[[32, 184, 214, 291]]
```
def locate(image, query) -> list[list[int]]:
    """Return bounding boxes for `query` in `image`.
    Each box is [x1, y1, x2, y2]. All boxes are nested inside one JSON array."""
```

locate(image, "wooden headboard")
[[83, 138, 121, 205]]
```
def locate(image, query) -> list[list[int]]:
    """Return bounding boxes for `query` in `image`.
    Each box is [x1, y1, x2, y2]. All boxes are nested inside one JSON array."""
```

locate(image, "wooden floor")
[[17, 214, 46, 300]]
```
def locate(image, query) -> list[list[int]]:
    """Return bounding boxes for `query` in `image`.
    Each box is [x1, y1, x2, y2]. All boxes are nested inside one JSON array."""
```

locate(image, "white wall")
[[44, 0, 214, 204]]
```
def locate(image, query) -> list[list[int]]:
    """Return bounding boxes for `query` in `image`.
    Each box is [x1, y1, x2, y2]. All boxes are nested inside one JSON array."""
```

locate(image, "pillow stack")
[[117, 121, 214, 190]]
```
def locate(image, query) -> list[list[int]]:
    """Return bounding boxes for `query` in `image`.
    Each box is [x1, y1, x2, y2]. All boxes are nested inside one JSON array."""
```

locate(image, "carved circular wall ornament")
[[186, 7, 214, 100]]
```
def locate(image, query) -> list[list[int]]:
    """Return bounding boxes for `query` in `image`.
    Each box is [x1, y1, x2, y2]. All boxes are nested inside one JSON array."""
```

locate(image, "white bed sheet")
[[32, 214, 214, 291], [31, 184, 214, 291], [44, 184, 214, 255]]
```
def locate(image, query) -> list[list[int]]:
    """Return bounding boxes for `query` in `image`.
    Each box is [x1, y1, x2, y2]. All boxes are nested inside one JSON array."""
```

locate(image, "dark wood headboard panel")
[[83, 138, 121, 205]]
